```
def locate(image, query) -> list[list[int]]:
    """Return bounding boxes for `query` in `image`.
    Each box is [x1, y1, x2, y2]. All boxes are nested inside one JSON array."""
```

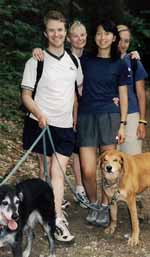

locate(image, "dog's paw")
[[128, 235, 139, 246], [104, 224, 116, 234]]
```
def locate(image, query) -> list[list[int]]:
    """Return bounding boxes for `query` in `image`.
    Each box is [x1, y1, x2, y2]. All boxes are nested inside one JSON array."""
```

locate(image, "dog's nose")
[[106, 165, 112, 173], [12, 213, 19, 221]]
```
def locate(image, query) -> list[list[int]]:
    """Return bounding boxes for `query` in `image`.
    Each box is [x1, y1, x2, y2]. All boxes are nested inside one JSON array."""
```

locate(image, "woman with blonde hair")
[[117, 24, 148, 154]]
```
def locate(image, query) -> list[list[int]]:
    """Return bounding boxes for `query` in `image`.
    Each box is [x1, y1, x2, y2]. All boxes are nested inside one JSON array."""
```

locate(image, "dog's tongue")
[[8, 220, 18, 231]]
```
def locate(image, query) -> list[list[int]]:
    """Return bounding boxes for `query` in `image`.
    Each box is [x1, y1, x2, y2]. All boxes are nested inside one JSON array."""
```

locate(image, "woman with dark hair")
[[77, 20, 128, 225]]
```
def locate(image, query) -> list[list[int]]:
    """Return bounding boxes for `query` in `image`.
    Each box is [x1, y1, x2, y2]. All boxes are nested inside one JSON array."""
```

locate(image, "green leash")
[[0, 127, 47, 185], [46, 126, 98, 210], [42, 131, 51, 185], [0, 125, 98, 211]]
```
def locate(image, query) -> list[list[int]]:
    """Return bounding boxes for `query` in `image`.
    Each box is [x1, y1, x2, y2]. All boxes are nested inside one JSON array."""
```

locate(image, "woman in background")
[[117, 24, 148, 154]]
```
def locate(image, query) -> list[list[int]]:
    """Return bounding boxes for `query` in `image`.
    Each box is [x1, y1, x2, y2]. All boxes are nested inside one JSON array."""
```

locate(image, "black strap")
[[20, 61, 44, 113], [130, 57, 137, 84], [65, 48, 80, 100], [21, 50, 79, 113], [75, 81, 80, 101], [34, 52, 79, 101], [32, 61, 44, 99], [65, 48, 79, 69], [130, 57, 137, 94]]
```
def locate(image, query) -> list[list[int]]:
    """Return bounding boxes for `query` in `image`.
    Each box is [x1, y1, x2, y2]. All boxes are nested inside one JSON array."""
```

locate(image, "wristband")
[[139, 119, 147, 125], [120, 121, 127, 125]]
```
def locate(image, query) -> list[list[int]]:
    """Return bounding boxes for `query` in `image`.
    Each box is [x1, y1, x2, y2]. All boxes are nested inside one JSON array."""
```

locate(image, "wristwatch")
[[120, 121, 127, 125]]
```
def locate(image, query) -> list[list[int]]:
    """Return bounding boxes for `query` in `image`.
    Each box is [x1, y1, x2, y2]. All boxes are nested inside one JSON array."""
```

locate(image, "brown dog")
[[100, 149, 150, 246]]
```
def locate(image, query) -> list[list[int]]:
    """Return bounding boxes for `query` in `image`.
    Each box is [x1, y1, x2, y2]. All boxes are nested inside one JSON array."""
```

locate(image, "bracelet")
[[120, 121, 127, 125], [139, 119, 147, 125]]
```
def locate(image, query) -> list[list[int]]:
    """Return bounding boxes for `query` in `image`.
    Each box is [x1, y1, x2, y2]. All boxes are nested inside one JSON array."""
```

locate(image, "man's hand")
[[38, 114, 48, 128]]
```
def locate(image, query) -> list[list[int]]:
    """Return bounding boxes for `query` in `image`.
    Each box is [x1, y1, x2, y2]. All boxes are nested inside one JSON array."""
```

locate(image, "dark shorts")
[[77, 112, 120, 147], [73, 130, 79, 154], [23, 117, 75, 157]]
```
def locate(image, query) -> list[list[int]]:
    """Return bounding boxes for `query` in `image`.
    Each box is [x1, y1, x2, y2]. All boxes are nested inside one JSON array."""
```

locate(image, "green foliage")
[[0, 0, 149, 83], [0, 0, 72, 83], [0, 80, 23, 122], [0, 0, 44, 83], [122, 11, 150, 56]]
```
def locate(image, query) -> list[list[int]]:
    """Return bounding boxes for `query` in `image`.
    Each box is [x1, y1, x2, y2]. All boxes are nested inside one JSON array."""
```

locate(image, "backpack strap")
[[130, 57, 137, 85], [65, 48, 80, 100], [65, 48, 79, 69], [130, 57, 138, 94], [32, 60, 44, 99], [20, 60, 44, 113]]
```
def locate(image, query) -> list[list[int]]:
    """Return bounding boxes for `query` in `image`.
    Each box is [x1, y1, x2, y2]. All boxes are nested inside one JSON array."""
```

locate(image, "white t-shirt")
[[21, 50, 83, 128]]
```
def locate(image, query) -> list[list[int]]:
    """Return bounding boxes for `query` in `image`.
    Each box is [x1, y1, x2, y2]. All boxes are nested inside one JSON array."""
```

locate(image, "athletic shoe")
[[62, 199, 71, 209], [95, 205, 110, 227], [55, 218, 74, 242], [86, 203, 100, 224], [61, 211, 69, 226], [74, 189, 89, 208]]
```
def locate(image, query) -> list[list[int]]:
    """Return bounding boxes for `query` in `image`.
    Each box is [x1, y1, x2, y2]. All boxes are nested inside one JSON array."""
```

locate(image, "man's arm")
[[22, 89, 47, 128]]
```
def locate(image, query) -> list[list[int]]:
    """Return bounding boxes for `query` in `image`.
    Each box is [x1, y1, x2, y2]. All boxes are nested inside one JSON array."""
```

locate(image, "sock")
[[102, 203, 108, 208], [76, 185, 85, 193]]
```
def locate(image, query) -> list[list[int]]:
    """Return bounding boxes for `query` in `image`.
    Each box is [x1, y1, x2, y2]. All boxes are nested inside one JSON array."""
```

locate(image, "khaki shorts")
[[118, 112, 142, 154], [77, 112, 120, 147]]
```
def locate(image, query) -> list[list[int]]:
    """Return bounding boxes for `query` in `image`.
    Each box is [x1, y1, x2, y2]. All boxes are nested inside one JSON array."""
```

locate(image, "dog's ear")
[[99, 150, 108, 169], [18, 192, 24, 202], [118, 151, 129, 174]]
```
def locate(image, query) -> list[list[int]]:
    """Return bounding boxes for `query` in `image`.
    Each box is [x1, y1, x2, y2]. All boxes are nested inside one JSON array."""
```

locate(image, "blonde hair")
[[117, 24, 130, 33], [44, 10, 66, 29], [68, 20, 87, 35]]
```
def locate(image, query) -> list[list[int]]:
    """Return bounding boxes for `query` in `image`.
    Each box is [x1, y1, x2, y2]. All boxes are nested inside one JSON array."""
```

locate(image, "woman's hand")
[[32, 48, 44, 61], [117, 125, 125, 144], [137, 123, 146, 140], [130, 51, 140, 60]]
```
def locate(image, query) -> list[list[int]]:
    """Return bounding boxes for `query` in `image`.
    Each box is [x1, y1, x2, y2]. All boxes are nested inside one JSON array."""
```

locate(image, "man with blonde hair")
[[21, 10, 83, 242]]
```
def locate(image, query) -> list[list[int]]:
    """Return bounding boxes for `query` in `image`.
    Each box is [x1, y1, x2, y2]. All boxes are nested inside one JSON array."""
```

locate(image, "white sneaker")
[[54, 218, 74, 242], [62, 211, 69, 226], [62, 199, 71, 209], [74, 187, 89, 208]]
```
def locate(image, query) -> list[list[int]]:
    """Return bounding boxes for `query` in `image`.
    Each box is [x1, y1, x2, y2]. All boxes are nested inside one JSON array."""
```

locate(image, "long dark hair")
[[92, 20, 121, 61]]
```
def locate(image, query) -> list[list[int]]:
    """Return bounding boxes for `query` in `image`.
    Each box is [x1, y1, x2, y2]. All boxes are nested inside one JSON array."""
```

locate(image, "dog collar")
[[102, 178, 120, 206], [102, 177, 119, 189]]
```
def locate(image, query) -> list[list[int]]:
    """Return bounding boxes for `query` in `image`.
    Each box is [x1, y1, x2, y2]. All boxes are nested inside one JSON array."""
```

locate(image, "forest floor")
[[1, 86, 150, 257]]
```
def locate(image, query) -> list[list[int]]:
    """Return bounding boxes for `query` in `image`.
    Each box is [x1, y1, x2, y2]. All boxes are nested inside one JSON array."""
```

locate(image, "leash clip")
[[110, 190, 120, 205]]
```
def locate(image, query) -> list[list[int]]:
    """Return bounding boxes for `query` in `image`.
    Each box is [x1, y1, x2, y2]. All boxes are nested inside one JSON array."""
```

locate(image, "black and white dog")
[[0, 178, 56, 257]]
